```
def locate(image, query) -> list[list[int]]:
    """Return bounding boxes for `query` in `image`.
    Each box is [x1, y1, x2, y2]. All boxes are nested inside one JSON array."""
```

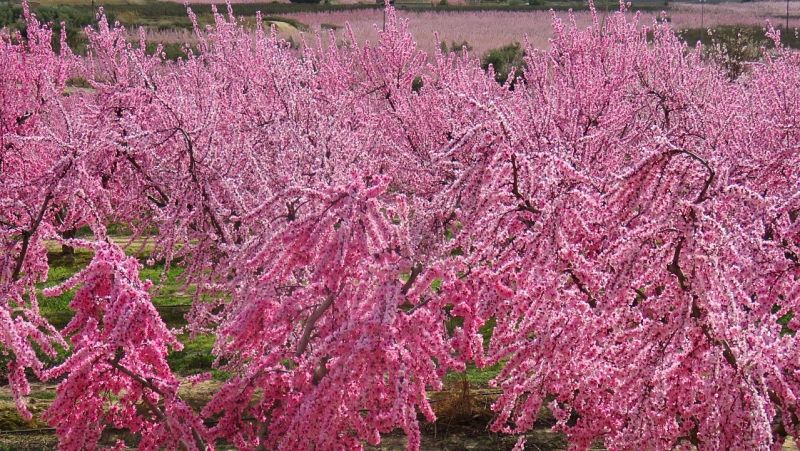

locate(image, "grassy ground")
[[41, 246, 189, 321]]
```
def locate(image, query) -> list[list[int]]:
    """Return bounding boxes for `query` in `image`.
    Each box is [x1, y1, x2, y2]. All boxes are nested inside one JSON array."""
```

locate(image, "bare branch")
[[12, 192, 54, 281], [296, 293, 336, 357]]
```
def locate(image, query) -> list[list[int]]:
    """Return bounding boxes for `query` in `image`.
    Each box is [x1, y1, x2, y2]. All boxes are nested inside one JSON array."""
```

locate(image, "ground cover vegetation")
[[2, 1, 800, 450]]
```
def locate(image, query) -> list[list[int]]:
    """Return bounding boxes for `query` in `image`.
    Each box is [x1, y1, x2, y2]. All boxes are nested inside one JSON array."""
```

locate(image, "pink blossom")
[[1, 2, 800, 450]]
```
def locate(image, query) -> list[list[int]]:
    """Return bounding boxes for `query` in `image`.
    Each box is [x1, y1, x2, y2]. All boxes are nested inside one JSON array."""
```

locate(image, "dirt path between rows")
[[1, 382, 798, 450]]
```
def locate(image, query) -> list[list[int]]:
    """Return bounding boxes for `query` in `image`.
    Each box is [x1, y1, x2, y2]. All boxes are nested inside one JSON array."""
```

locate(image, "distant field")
[[8, 0, 800, 59], [282, 2, 796, 54]]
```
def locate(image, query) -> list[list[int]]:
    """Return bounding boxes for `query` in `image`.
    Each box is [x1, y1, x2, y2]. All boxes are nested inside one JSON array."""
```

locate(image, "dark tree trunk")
[[62, 228, 76, 263]]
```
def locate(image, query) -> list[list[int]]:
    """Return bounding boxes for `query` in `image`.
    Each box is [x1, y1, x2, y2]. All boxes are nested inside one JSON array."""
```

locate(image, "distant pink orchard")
[[1, 2, 799, 450]]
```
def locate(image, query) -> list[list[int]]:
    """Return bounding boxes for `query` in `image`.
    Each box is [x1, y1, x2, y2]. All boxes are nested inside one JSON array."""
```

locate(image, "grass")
[[168, 334, 231, 380], [446, 361, 504, 387]]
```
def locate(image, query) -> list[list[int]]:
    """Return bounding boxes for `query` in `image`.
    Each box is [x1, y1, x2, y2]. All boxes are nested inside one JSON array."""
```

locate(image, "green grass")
[[168, 334, 230, 379], [38, 249, 93, 324], [443, 317, 501, 387], [446, 361, 504, 387]]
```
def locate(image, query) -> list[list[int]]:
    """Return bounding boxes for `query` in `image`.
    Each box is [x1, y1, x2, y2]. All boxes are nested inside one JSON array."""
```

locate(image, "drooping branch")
[[108, 354, 167, 421], [109, 350, 206, 450], [400, 263, 423, 296], [666, 238, 738, 369], [295, 292, 336, 357], [666, 148, 716, 204], [179, 126, 229, 244], [666, 237, 689, 292]]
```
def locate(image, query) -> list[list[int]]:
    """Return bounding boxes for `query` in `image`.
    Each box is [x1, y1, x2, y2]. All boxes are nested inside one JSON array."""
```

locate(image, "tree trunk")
[[62, 228, 76, 263]]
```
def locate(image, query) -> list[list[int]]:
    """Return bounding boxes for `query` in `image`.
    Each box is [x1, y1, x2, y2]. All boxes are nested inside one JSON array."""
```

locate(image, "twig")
[[510, 154, 539, 216], [565, 269, 597, 309]]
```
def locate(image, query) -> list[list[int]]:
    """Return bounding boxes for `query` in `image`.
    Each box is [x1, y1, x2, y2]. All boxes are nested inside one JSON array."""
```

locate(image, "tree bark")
[[61, 228, 76, 263]]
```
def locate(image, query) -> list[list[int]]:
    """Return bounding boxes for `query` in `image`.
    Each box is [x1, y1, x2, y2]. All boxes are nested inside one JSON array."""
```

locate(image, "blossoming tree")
[[1, 2, 799, 450]]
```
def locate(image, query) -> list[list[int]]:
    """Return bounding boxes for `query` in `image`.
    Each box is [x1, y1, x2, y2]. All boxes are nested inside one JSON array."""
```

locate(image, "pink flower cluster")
[[42, 240, 204, 449], [1, 2, 799, 450]]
